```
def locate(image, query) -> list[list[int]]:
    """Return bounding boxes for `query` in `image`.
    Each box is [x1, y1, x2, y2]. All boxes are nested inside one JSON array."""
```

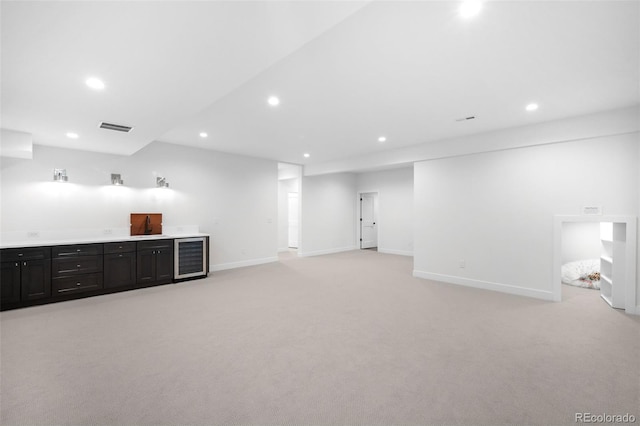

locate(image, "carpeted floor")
[[1, 250, 638, 425]]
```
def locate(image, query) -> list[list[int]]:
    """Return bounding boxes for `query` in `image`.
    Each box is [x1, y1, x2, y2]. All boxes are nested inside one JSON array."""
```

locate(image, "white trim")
[[278, 247, 291, 253], [298, 246, 357, 258], [553, 215, 637, 315], [378, 248, 413, 257], [211, 256, 278, 272], [412, 270, 555, 301]]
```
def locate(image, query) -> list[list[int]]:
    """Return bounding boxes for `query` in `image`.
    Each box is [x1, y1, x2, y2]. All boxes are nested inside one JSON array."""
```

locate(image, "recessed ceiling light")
[[378, 136, 387, 143], [303, 153, 310, 158], [85, 77, 105, 90], [66, 132, 79, 139], [199, 132, 208, 138], [459, 0, 482, 19], [267, 96, 280, 106], [526, 103, 539, 111]]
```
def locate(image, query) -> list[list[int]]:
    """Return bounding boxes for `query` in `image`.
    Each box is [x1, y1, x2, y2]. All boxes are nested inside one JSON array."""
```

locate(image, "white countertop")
[[0, 233, 209, 249]]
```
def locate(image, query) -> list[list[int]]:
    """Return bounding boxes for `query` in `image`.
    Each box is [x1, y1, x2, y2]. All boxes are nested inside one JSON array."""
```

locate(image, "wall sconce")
[[53, 168, 68, 182], [156, 177, 169, 188], [111, 173, 124, 185]]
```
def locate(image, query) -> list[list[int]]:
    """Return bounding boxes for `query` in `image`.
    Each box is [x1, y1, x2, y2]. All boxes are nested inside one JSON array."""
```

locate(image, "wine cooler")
[[174, 237, 208, 280]]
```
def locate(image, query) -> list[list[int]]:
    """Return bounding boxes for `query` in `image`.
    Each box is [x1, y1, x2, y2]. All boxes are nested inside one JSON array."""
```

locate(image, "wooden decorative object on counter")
[[130, 213, 163, 236]]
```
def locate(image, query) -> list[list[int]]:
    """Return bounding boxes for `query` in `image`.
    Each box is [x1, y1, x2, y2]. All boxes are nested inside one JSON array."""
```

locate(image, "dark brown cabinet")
[[136, 240, 173, 287], [0, 247, 51, 309], [104, 242, 136, 289], [22, 259, 52, 300], [51, 244, 103, 297], [1, 236, 208, 311], [1, 261, 21, 305]]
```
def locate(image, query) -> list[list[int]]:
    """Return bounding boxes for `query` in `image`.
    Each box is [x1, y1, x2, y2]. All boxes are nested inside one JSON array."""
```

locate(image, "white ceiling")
[[2, 1, 639, 168]]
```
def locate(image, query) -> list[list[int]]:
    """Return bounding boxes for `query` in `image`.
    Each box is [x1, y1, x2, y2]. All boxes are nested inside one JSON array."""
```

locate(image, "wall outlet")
[[459, 260, 466, 269], [27, 231, 39, 238], [103, 228, 113, 235]]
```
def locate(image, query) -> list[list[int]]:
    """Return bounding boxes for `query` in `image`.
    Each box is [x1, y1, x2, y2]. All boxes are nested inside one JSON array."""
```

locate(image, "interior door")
[[360, 193, 377, 249], [288, 192, 299, 248]]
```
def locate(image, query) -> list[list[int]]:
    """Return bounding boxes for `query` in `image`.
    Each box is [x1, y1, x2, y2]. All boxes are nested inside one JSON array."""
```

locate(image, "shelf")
[[600, 293, 613, 307], [599, 222, 626, 310]]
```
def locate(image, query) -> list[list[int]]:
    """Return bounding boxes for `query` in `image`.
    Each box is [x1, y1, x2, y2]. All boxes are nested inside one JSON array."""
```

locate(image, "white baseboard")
[[378, 248, 413, 257], [211, 256, 279, 272], [412, 270, 555, 301], [298, 246, 357, 258]]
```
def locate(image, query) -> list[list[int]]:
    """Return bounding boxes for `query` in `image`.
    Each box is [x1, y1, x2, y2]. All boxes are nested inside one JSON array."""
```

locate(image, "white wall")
[[306, 106, 639, 176], [414, 132, 639, 302], [561, 222, 601, 264], [0, 142, 279, 270], [299, 172, 356, 256], [356, 167, 413, 256], [0, 129, 33, 159]]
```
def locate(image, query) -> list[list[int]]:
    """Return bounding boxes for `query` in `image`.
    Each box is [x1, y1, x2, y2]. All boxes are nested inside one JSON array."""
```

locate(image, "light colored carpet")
[[1, 250, 638, 425]]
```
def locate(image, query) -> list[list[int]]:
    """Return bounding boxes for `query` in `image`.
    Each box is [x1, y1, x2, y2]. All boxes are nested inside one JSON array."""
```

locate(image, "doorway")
[[359, 192, 378, 250], [288, 192, 299, 248], [553, 215, 637, 314], [277, 163, 301, 254]]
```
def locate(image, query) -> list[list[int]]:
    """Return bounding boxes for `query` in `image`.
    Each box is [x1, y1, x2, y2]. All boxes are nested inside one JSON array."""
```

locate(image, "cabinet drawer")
[[52, 256, 103, 276], [1, 247, 51, 262], [104, 241, 136, 254], [53, 244, 103, 257], [53, 273, 103, 295], [137, 240, 173, 251]]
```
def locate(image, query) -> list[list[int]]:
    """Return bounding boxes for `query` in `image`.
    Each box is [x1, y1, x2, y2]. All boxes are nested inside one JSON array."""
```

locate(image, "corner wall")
[[356, 167, 413, 256], [299, 172, 356, 256], [414, 132, 639, 302], [0, 142, 279, 270]]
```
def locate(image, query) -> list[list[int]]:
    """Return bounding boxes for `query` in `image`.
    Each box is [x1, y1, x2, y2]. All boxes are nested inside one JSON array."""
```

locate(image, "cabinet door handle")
[[158, 250, 161, 254], [76, 282, 81, 286], [77, 264, 81, 268], [15, 262, 19, 267], [23, 262, 27, 266], [118, 254, 123, 257]]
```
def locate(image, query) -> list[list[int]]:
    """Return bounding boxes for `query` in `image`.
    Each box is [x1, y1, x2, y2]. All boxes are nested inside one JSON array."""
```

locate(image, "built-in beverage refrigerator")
[[174, 237, 208, 280]]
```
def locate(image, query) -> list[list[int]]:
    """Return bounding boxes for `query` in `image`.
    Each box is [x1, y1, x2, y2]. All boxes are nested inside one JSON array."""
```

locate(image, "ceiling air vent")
[[99, 121, 133, 133]]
